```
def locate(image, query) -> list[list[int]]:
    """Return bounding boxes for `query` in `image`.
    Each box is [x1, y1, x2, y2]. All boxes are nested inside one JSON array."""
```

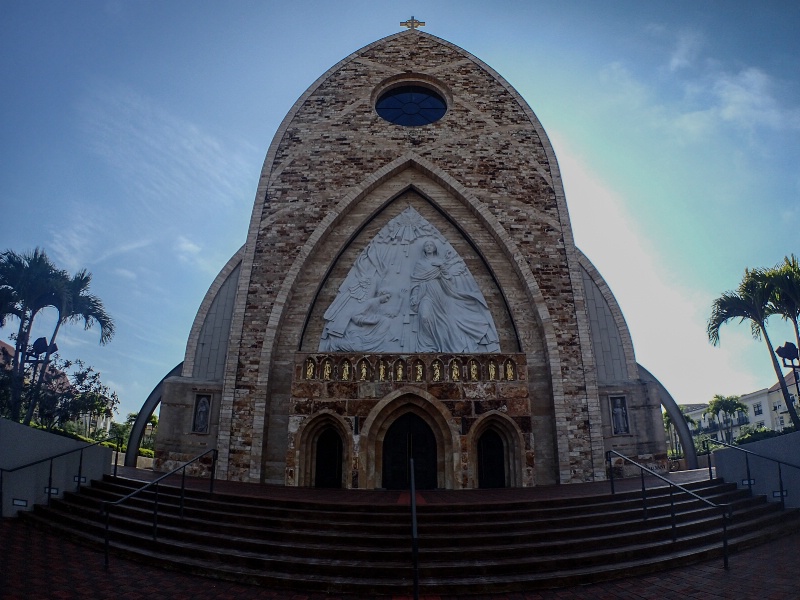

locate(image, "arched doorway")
[[382, 412, 438, 490], [314, 427, 343, 488], [477, 429, 506, 488]]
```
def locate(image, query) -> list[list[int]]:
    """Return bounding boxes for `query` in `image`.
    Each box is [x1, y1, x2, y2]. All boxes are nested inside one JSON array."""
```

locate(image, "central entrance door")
[[382, 412, 438, 490]]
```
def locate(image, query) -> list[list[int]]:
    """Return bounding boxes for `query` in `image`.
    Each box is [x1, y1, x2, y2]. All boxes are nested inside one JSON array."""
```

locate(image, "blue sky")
[[2, 1, 799, 420]]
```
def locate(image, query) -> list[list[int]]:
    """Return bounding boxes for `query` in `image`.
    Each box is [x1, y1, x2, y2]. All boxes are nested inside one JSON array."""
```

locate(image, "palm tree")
[[708, 268, 800, 429], [23, 269, 115, 424], [766, 254, 800, 352], [706, 394, 747, 443], [663, 406, 697, 455], [0, 248, 66, 421]]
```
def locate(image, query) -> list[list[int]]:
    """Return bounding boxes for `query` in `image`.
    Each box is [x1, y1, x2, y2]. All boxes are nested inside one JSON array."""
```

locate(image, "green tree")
[[663, 406, 696, 456], [0, 248, 114, 424], [71, 361, 119, 438], [705, 394, 747, 443], [765, 255, 800, 349], [0, 248, 66, 421], [23, 268, 114, 425], [708, 268, 800, 429]]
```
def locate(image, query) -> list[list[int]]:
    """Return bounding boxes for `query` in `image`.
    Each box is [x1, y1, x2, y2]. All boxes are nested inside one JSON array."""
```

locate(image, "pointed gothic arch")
[[293, 411, 352, 488], [359, 387, 460, 489], [466, 411, 527, 488]]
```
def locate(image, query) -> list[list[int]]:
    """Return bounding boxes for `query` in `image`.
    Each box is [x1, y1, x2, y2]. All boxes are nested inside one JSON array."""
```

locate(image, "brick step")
[[46, 488, 761, 555], [28, 494, 787, 573], [37, 494, 774, 559], [96, 475, 736, 515], [22, 509, 797, 595], [22, 475, 800, 595], [80, 477, 748, 531]]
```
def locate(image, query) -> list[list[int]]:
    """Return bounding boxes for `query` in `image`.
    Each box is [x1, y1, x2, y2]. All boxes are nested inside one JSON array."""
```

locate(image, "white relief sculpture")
[[319, 206, 500, 353]]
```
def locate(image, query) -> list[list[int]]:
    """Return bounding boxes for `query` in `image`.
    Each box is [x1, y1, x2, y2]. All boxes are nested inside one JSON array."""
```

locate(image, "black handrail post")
[[705, 440, 713, 480], [103, 503, 110, 570], [210, 449, 218, 494], [77, 448, 85, 492], [744, 453, 752, 493], [670, 485, 676, 542], [0, 471, 5, 518], [113, 435, 120, 478], [722, 510, 729, 570], [410, 457, 419, 600], [153, 482, 159, 541], [778, 463, 785, 510], [180, 466, 186, 519], [607, 451, 615, 495], [640, 468, 648, 521], [47, 458, 54, 507]]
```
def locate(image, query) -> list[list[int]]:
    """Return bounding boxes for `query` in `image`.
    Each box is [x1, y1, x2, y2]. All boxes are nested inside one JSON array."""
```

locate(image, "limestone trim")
[[181, 247, 244, 378], [359, 387, 460, 489], [292, 410, 353, 488], [466, 411, 527, 488], [577, 250, 638, 380]]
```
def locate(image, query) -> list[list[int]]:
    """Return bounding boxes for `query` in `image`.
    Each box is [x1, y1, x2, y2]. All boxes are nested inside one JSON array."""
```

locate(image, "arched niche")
[[294, 410, 353, 488], [359, 388, 460, 489], [466, 411, 527, 488]]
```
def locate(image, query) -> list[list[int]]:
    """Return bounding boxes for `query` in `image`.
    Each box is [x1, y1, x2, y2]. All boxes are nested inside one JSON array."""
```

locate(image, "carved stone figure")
[[319, 207, 500, 354], [409, 240, 499, 353], [612, 397, 630, 435], [193, 395, 210, 433]]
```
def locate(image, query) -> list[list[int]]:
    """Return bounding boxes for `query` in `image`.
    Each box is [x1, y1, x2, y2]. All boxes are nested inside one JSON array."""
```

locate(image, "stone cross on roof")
[[400, 16, 425, 30]]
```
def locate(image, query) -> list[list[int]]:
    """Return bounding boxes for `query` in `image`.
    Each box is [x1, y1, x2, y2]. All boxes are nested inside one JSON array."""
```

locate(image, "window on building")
[[779, 416, 785, 427], [757, 421, 765, 428], [754, 402, 763, 416]]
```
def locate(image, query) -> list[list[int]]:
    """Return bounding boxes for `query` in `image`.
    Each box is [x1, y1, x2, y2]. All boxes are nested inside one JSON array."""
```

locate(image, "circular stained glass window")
[[376, 85, 447, 126]]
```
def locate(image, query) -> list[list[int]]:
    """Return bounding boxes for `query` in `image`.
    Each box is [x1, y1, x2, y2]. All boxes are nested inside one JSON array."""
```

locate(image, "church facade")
[[153, 28, 667, 488]]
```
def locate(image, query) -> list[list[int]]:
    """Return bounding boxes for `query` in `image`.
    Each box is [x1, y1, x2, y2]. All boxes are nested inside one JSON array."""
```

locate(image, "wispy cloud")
[[597, 27, 800, 144], [668, 30, 703, 72], [78, 83, 258, 219], [173, 234, 220, 275], [49, 216, 153, 273], [712, 67, 800, 131]]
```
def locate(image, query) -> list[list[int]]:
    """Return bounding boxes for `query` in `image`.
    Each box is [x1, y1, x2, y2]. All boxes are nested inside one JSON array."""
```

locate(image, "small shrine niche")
[[413, 360, 425, 382], [304, 358, 316, 380], [431, 359, 444, 382], [340, 359, 352, 381]]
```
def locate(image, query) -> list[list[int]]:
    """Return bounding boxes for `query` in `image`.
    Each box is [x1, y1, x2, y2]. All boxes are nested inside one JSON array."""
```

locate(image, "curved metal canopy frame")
[[124, 363, 183, 468]]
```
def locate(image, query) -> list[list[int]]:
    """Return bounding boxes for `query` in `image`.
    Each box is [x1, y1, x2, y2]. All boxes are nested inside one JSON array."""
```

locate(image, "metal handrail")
[[0, 434, 122, 518], [101, 448, 217, 569], [606, 450, 732, 569], [409, 457, 419, 600], [704, 439, 800, 509]]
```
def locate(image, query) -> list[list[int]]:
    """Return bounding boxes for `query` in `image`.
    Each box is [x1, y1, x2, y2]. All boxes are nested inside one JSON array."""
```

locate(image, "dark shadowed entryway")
[[314, 427, 343, 488], [478, 428, 506, 488], [382, 412, 437, 489]]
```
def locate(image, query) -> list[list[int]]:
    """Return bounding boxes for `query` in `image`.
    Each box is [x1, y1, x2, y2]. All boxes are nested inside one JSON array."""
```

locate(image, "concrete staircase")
[[19, 474, 799, 595]]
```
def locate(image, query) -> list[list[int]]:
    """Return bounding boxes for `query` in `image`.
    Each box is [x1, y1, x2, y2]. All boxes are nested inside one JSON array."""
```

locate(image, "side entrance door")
[[477, 429, 506, 488], [315, 427, 343, 488]]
